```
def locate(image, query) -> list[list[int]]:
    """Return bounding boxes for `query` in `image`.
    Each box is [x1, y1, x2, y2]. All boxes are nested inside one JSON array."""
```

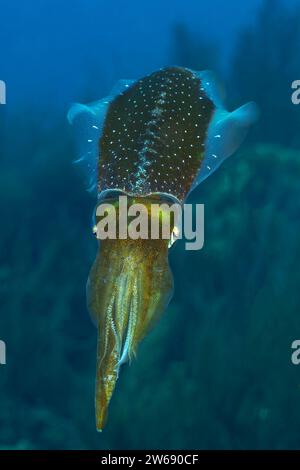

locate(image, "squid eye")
[[92, 225, 97, 237], [168, 226, 181, 248]]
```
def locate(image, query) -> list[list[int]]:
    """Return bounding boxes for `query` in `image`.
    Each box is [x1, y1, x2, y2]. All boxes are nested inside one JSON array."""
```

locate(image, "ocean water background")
[[1, 0, 300, 449]]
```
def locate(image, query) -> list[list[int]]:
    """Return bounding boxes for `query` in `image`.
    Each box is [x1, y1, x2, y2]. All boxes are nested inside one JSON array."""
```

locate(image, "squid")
[[68, 67, 257, 431]]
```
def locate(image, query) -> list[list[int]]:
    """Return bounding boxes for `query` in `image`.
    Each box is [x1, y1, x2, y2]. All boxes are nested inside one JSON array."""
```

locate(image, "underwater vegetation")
[[230, 0, 300, 148], [1, 0, 300, 450], [1, 134, 300, 448]]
